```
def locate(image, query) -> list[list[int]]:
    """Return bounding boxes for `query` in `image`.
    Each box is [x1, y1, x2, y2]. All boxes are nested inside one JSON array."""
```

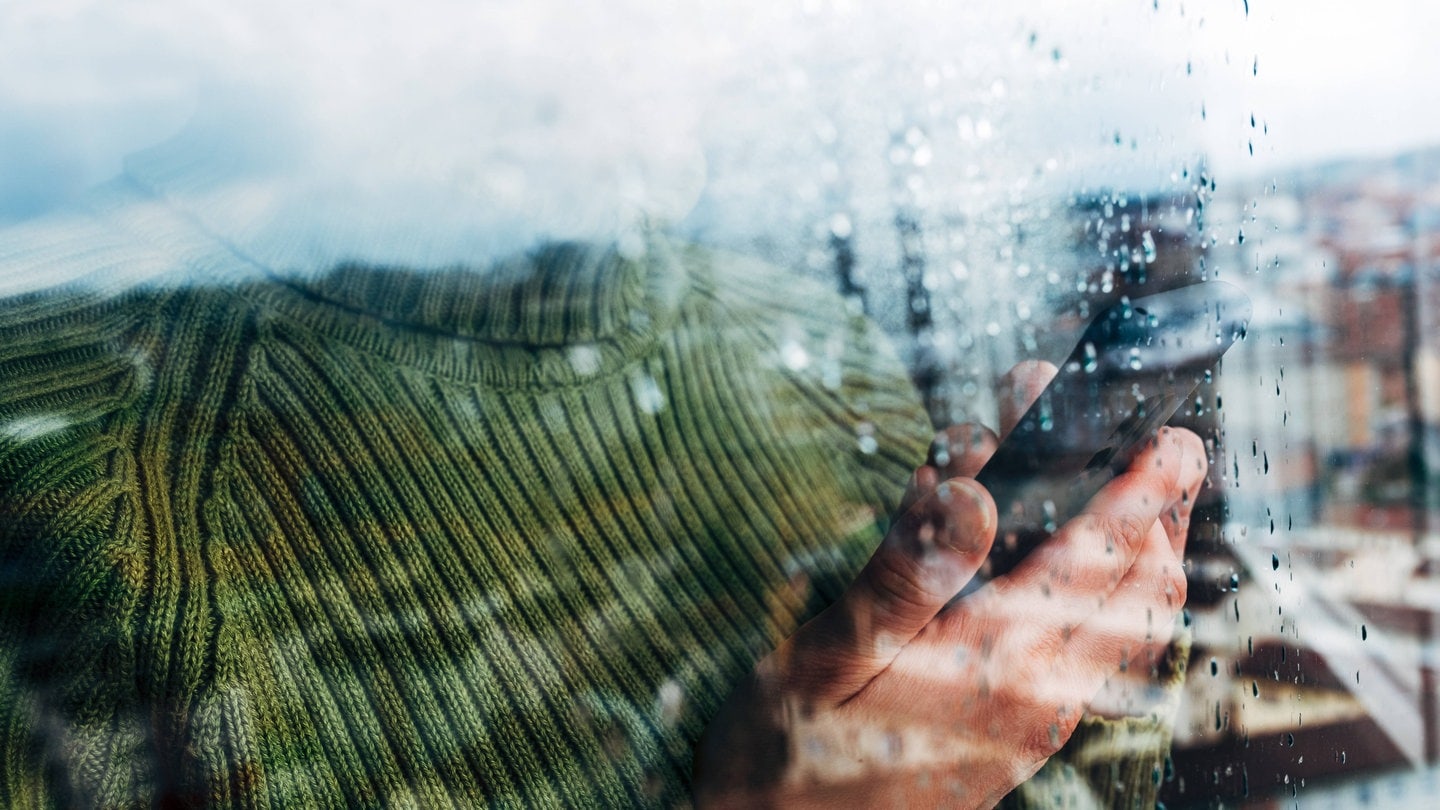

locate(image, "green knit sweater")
[[0, 203, 1179, 807]]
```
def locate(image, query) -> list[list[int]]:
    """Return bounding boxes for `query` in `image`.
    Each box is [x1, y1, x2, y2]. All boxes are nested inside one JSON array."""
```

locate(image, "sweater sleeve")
[[1000, 631, 1191, 810], [0, 289, 156, 808]]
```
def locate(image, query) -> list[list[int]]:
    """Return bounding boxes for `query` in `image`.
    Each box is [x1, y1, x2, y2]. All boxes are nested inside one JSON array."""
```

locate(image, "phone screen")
[[972, 280, 1252, 582]]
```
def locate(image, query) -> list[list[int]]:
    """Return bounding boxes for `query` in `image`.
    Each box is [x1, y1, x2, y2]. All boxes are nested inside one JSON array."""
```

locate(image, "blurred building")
[[1166, 148, 1440, 805]]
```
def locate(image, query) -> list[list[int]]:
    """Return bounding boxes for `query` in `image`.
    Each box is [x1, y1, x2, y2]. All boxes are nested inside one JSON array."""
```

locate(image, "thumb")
[[777, 478, 996, 704]]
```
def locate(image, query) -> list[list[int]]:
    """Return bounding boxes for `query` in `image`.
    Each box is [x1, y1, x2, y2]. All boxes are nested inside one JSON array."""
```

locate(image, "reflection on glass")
[[2, 0, 1438, 806]]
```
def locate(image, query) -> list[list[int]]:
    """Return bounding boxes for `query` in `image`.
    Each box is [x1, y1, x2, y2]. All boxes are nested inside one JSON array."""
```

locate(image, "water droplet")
[[568, 345, 602, 376], [0, 413, 73, 444], [1360, 625, 1367, 641], [657, 679, 685, 727], [1082, 342, 1098, 372], [780, 340, 810, 372], [1210, 658, 1219, 676], [1271, 553, 1280, 571], [1128, 348, 1143, 371], [856, 422, 878, 455], [631, 373, 666, 415]]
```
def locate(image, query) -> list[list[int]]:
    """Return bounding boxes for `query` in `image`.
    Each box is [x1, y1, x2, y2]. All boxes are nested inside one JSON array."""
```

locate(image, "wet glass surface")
[[2, 1, 1438, 807]]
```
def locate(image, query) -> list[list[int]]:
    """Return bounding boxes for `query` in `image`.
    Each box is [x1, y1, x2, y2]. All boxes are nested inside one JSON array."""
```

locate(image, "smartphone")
[[969, 280, 1252, 584]]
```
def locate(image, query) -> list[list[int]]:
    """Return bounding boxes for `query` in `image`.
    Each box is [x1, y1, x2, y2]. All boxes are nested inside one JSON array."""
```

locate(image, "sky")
[[1191, 0, 1440, 175], [1, 0, 1436, 237]]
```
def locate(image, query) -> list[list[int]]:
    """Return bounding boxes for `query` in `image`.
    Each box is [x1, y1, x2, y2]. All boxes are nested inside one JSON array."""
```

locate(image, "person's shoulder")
[[683, 244, 855, 323], [0, 203, 257, 468], [679, 243, 933, 492], [683, 244, 919, 409]]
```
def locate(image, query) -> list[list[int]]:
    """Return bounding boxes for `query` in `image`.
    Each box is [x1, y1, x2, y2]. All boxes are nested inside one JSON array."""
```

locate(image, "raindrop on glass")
[[631, 374, 666, 415]]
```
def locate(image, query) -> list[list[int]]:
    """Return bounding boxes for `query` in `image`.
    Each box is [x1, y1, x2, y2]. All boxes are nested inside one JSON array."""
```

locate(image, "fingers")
[[1077, 522, 1187, 649], [1063, 521, 1187, 706], [1157, 430, 1208, 558], [992, 427, 1202, 624], [971, 428, 1201, 704], [998, 360, 1058, 439], [896, 464, 942, 519], [782, 478, 997, 704], [928, 423, 999, 480], [904, 358, 1055, 514], [898, 424, 998, 517], [1076, 429, 1204, 676]]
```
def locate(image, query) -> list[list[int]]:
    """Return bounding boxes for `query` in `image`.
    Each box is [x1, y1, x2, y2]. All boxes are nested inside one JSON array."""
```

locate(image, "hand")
[[693, 362, 1207, 808]]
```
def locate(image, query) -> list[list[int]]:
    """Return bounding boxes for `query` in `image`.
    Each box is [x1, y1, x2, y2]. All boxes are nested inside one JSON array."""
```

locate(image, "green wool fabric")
[[0, 207, 1179, 807]]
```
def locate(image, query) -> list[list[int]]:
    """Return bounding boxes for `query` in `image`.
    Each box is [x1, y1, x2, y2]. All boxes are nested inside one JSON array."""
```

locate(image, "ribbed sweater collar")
[[250, 239, 692, 388], [112, 131, 692, 387], [289, 241, 674, 348]]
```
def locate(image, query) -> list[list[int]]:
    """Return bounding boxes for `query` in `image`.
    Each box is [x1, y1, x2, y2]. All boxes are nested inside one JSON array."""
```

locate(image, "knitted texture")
[[0, 234, 930, 807], [0, 206, 1182, 807]]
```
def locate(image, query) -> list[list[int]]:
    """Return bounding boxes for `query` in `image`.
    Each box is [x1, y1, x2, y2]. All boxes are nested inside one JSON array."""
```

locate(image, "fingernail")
[[934, 479, 992, 554]]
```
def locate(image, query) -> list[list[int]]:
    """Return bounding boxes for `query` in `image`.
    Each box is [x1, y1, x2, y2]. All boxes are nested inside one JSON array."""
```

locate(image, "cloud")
[[0, 0, 1274, 269], [1, 1, 736, 263]]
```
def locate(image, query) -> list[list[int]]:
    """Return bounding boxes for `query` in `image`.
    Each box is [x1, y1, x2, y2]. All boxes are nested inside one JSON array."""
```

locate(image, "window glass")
[[1, 1, 1436, 806]]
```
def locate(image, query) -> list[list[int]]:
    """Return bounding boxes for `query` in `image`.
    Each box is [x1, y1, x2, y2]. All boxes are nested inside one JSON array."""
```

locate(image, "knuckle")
[[1100, 511, 1151, 559], [1071, 511, 1149, 564], [1158, 562, 1188, 609], [1017, 706, 1070, 761], [863, 549, 940, 618]]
